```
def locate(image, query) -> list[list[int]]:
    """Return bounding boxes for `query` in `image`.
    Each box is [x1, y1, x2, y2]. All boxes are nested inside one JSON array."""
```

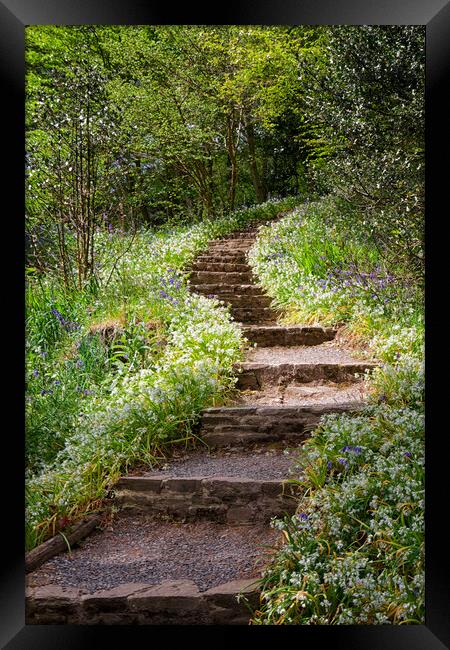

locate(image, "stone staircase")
[[26, 216, 375, 625]]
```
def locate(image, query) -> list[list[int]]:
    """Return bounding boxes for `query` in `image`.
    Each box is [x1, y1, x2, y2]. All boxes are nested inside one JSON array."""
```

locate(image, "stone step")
[[241, 324, 336, 346], [218, 231, 258, 240], [231, 307, 277, 323], [205, 246, 253, 254], [191, 261, 250, 273], [232, 382, 369, 407], [196, 253, 248, 264], [114, 476, 296, 524], [26, 578, 260, 625], [114, 446, 301, 524], [216, 294, 272, 308], [190, 271, 254, 285], [201, 402, 365, 446], [26, 515, 278, 625], [190, 283, 264, 297], [236, 361, 376, 390], [209, 238, 255, 247]]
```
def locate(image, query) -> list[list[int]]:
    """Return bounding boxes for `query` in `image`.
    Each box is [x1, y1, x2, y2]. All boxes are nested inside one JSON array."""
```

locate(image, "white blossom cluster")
[[258, 403, 424, 625], [247, 199, 424, 625]]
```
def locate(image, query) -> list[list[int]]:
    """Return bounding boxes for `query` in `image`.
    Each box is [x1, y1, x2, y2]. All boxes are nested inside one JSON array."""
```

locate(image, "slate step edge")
[[240, 325, 337, 346], [200, 401, 366, 446], [26, 577, 260, 625], [236, 362, 377, 389], [191, 262, 251, 272], [190, 283, 264, 295], [201, 401, 366, 416], [114, 476, 298, 524]]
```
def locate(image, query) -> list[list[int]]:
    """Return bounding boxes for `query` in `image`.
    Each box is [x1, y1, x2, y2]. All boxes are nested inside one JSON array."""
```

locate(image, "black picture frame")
[[2, 1, 448, 647]]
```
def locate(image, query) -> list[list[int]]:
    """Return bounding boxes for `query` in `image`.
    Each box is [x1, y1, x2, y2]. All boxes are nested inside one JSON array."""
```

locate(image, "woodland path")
[[26, 217, 376, 625]]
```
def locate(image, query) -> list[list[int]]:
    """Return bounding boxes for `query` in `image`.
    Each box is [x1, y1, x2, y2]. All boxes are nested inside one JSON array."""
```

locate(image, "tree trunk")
[[226, 113, 238, 212], [244, 113, 266, 203]]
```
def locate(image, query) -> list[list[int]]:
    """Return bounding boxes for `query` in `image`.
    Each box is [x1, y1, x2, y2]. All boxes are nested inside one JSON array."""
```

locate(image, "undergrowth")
[[246, 197, 424, 625]]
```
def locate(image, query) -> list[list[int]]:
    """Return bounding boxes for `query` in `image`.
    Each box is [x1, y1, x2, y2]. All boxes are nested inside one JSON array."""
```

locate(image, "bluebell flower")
[[342, 445, 362, 455]]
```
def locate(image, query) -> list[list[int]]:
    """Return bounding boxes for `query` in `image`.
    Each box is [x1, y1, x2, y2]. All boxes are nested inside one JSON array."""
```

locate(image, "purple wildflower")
[[342, 445, 362, 455]]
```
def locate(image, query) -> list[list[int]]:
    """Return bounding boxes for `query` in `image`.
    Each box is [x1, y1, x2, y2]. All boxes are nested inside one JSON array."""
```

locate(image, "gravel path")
[[245, 341, 372, 365], [27, 515, 281, 594], [143, 446, 301, 480]]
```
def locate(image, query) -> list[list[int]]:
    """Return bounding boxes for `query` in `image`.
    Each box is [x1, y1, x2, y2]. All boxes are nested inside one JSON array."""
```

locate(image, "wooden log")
[[25, 514, 102, 573]]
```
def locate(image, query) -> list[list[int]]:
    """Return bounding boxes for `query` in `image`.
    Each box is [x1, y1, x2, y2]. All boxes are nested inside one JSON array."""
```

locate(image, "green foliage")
[[245, 200, 424, 625], [252, 403, 424, 624], [302, 26, 425, 283], [248, 197, 423, 341], [26, 24, 322, 242]]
